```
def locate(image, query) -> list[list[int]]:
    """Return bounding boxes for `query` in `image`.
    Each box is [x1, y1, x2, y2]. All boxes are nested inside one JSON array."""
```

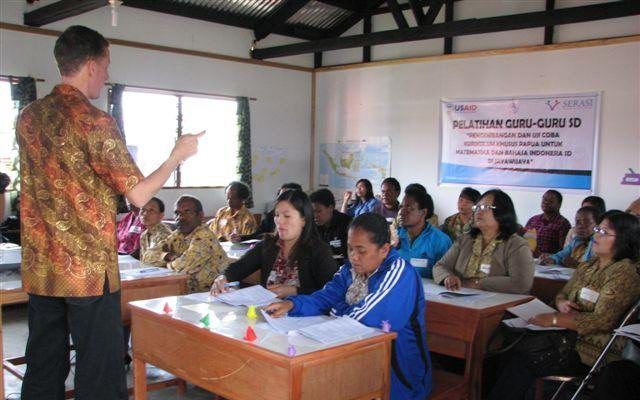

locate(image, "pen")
[[224, 281, 240, 288], [138, 268, 157, 274]]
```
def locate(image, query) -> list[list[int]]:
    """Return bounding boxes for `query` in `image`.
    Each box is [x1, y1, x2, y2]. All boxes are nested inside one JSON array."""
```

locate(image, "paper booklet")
[[215, 285, 277, 306], [504, 298, 565, 331]]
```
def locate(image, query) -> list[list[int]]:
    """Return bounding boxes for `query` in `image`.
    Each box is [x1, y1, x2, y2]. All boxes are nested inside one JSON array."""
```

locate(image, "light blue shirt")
[[397, 224, 452, 278], [550, 235, 595, 265], [346, 197, 380, 217]]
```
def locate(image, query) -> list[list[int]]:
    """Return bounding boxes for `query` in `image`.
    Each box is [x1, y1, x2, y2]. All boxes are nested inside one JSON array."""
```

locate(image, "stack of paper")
[[119, 267, 173, 279], [215, 285, 277, 306], [615, 324, 640, 342], [297, 316, 376, 344], [504, 298, 565, 331], [260, 309, 329, 334]]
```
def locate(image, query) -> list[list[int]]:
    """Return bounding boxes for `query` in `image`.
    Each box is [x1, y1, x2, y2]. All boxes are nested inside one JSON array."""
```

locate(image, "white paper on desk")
[[507, 298, 557, 321], [615, 324, 640, 342], [183, 291, 218, 303], [260, 309, 328, 334], [503, 317, 565, 331], [297, 316, 375, 344], [119, 267, 173, 278], [215, 285, 277, 306], [438, 287, 489, 298], [534, 265, 574, 280], [241, 239, 261, 244]]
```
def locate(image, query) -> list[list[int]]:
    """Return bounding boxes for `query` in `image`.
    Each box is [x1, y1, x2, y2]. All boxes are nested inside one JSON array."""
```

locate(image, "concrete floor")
[[2, 304, 215, 399]]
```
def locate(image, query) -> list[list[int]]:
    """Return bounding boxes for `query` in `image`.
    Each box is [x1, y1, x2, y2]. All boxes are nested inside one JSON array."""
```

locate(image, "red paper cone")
[[162, 302, 173, 314], [243, 326, 257, 342]]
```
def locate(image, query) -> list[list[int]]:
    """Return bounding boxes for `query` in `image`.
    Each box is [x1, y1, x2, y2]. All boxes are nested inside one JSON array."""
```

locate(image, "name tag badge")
[[220, 218, 227, 227], [329, 239, 342, 248], [386, 217, 395, 224], [579, 287, 600, 303], [129, 226, 142, 234], [480, 263, 491, 275], [411, 258, 428, 268]]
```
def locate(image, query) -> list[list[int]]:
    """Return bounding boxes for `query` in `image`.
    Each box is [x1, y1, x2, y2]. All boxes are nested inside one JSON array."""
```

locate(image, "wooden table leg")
[[133, 357, 147, 400]]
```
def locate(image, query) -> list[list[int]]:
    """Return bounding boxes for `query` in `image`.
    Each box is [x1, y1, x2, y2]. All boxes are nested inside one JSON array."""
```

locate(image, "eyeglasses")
[[471, 204, 496, 212], [592, 225, 616, 237]]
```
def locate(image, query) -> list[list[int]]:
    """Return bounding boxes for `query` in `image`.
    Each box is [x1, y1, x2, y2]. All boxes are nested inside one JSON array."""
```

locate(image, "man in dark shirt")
[[525, 189, 572, 257], [310, 188, 352, 263]]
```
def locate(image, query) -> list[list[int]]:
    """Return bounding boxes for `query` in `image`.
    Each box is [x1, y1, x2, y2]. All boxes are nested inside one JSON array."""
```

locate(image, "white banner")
[[440, 93, 600, 190]]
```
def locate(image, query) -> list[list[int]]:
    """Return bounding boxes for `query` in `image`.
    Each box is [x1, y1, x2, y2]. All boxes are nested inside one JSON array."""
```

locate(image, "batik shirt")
[[17, 84, 143, 297], [525, 213, 572, 256], [139, 222, 172, 267], [558, 258, 640, 366], [208, 206, 257, 241], [160, 224, 229, 292], [441, 213, 472, 242]]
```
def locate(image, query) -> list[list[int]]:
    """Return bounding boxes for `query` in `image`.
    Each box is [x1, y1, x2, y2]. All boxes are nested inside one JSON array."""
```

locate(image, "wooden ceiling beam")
[[423, 0, 444, 25], [254, 0, 312, 41], [24, 0, 108, 27], [252, 0, 640, 59], [386, 0, 409, 29]]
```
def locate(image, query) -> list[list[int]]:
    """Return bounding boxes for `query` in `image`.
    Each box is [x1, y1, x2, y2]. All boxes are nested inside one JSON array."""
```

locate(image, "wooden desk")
[[422, 279, 533, 400], [531, 265, 573, 305], [130, 296, 395, 400]]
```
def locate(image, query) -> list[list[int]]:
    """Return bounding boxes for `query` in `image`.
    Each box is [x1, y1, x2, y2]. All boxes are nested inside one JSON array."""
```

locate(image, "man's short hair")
[[309, 188, 336, 208], [176, 195, 203, 213], [546, 189, 563, 205], [54, 25, 109, 76], [226, 181, 251, 201]]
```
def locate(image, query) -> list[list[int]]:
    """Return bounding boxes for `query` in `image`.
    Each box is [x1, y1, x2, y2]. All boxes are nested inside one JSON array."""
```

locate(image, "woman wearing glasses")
[[432, 189, 535, 294], [488, 210, 640, 399]]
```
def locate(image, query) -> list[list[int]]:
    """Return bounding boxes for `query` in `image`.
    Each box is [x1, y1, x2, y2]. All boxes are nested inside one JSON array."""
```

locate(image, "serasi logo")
[[546, 99, 561, 111], [510, 101, 519, 114]]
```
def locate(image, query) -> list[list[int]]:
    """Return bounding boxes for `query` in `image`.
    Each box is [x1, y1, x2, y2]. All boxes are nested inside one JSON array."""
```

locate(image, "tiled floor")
[[2, 304, 215, 399]]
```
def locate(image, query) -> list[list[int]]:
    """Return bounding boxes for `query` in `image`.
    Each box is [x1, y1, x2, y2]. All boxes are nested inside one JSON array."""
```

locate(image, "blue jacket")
[[346, 197, 380, 217], [397, 224, 452, 279], [550, 236, 595, 265], [289, 249, 433, 400]]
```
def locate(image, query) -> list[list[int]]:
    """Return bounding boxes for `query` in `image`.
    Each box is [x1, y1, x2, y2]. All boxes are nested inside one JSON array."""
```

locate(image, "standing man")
[[17, 25, 203, 400]]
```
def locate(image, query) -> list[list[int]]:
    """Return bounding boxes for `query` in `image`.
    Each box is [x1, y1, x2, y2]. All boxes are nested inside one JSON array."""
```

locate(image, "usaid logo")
[[449, 104, 478, 113]]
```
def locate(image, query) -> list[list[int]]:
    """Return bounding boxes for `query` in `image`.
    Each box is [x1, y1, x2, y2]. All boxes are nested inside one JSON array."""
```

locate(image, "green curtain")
[[9, 77, 37, 212], [236, 97, 253, 208], [107, 83, 126, 139]]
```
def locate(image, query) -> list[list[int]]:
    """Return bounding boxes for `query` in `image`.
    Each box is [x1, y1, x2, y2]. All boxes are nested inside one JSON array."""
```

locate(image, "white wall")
[[0, 2, 313, 215], [314, 41, 640, 225]]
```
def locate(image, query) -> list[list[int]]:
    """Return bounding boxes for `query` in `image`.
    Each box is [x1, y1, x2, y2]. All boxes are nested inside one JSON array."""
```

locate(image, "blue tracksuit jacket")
[[288, 248, 433, 399]]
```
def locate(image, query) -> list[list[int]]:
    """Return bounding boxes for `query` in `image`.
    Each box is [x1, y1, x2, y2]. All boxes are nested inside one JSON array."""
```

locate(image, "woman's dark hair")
[[356, 178, 374, 201], [469, 189, 519, 240], [54, 26, 109, 76], [582, 196, 606, 218], [149, 197, 165, 213], [226, 181, 251, 201], [309, 188, 335, 208], [281, 182, 303, 192], [275, 189, 318, 253], [405, 183, 428, 194], [381, 177, 401, 193], [404, 185, 434, 219], [546, 189, 563, 205], [576, 206, 599, 224], [600, 210, 640, 262], [460, 187, 481, 203], [349, 213, 390, 247]]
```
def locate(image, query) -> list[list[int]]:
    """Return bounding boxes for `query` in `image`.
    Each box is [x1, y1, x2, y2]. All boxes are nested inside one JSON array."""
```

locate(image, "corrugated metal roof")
[[287, 1, 352, 30]]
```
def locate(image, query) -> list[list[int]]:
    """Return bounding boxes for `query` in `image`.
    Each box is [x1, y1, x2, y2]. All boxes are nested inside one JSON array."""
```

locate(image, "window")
[[0, 80, 19, 186], [122, 89, 239, 188]]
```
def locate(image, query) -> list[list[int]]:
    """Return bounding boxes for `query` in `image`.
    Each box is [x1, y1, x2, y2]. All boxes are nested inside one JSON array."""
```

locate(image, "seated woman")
[[396, 185, 452, 278], [341, 178, 380, 217], [211, 189, 337, 297], [432, 189, 534, 294], [440, 187, 481, 242], [563, 195, 606, 246], [540, 206, 598, 267], [488, 210, 640, 400], [264, 213, 433, 400], [208, 181, 257, 242]]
